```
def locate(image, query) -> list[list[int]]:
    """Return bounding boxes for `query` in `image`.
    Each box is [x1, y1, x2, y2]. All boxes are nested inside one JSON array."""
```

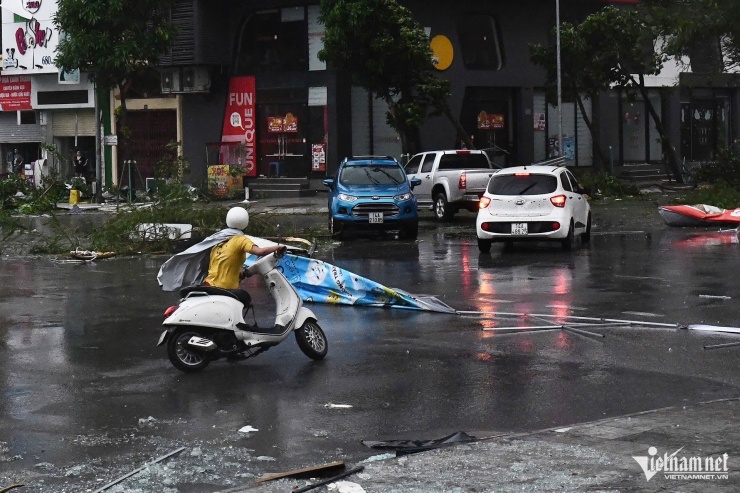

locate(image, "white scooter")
[[157, 249, 328, 373]]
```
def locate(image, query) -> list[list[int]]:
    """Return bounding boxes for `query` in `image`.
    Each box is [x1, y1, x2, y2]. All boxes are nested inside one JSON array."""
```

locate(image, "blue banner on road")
[[245, 254, 455, 313]]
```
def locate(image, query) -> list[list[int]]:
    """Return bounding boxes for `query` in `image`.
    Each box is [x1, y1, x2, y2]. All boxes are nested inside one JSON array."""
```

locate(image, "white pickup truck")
[[404, 150, 502, 221]]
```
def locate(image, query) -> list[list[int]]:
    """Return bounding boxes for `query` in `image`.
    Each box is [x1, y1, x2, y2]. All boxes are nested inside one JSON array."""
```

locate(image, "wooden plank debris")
[[255, 460, 345, 483]]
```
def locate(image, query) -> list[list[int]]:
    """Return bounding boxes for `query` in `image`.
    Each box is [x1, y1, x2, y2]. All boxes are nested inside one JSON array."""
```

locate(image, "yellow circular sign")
[[430, 35, 453, 71]]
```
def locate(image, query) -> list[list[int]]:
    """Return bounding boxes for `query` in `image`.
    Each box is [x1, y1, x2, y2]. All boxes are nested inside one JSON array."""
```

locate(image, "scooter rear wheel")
[[295, 320, 328, 360], [167, 329, 211, 373]]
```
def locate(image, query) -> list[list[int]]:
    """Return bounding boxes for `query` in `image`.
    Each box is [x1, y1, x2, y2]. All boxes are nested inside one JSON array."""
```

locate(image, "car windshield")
[[487, 174, 557, 195], [339, 165, 404, 185], [438, 153, 490, 170]]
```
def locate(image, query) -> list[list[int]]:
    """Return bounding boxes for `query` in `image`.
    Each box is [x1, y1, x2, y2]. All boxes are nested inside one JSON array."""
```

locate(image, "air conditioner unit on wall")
[[181, 66, 211, 93], [160, 68, 181, 93]]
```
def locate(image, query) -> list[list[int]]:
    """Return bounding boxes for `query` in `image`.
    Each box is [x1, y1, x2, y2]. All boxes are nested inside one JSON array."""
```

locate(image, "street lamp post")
[[555, 0, 563, 157]]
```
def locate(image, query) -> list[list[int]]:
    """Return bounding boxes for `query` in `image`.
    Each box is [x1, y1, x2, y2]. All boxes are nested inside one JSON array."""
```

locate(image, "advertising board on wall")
[[0, 75, 31, 110], [1, 0, 60, 75]]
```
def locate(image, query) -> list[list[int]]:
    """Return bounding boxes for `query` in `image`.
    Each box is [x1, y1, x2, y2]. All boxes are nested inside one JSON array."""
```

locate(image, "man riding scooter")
[[157, 207, 285, 301], [202, 207, 285, 308], [156, 207, 327, 372]]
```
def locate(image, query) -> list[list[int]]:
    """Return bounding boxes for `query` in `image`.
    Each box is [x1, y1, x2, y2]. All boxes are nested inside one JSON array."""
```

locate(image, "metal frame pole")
[[556, 0, 563, 157]]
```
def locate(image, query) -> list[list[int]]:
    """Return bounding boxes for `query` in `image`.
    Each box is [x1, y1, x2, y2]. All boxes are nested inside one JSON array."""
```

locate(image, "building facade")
[[1, 0, 738, 190]]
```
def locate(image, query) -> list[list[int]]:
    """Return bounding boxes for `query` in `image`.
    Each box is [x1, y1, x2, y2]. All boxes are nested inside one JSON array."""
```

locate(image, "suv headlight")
[[394, 192, 412, 201], [337, 193, 359, 202]]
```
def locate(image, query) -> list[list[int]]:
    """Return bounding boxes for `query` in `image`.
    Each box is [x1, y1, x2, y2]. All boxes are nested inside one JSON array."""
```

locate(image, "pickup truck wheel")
[[434, 193, 454, 222], [477, 238, 492, 253]]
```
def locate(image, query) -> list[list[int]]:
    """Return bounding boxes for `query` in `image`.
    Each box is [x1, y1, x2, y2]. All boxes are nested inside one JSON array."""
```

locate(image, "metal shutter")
[[52, 110, 96, 137], [576, 95, 592, 167], [0, 112, 45, 143]]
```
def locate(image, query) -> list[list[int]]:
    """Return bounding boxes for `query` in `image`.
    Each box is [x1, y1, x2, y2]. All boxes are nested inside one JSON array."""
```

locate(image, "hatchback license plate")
[[511, 222, 528, 235], [369, 212, 383, 223]]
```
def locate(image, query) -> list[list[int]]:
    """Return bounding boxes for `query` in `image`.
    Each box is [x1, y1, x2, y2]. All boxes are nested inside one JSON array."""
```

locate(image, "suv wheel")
[[328, 216, 343, 240], [402, 221, 418, 240]]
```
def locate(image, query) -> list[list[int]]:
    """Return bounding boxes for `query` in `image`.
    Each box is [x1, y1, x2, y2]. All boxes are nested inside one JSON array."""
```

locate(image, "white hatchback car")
[[476, 165, 591, 252]]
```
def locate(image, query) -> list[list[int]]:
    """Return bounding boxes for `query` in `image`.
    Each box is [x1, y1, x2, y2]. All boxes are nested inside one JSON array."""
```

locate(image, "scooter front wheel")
[[295, 320, 328, 360], [167, 329, 211, 373]]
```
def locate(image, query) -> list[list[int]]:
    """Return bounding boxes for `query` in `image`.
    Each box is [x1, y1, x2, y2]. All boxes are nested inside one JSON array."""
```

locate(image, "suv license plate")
[[511, 223, 528, 235], [369, 212, 384, 223]]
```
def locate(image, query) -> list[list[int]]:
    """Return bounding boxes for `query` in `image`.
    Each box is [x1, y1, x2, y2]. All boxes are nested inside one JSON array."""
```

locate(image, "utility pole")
[[555, 0, 563, 157]]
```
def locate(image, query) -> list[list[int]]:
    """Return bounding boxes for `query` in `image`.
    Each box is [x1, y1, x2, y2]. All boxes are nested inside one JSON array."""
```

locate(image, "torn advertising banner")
[[244, 253, 455, 313]]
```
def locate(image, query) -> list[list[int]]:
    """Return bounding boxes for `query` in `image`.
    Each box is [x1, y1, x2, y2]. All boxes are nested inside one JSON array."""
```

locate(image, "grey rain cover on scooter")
[[157, 228, 244, 291]]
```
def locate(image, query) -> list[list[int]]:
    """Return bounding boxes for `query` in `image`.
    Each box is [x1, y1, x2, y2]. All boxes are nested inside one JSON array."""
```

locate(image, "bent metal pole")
[[457, 310, 680, 328]]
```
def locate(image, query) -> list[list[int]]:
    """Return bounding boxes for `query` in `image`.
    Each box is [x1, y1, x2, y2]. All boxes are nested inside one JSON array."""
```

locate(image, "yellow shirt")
[[203, 236, 255, 289]]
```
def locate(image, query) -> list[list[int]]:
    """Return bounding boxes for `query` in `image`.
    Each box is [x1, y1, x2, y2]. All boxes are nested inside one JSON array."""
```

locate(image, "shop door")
[[121, 110, 177, 180], [689, 101, 714, 162], [257, 104, 308, 177]]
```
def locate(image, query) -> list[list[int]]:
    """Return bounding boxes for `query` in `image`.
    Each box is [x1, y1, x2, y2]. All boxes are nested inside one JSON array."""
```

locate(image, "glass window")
[[405, 154, 423, 174], [340, 165, 405, 185], [438, 153, 490, 170], [236, 10, 308, 73], [420, 154, 434, 173], [560, 172, 573, 192], [457, 14, 504, 70], [488, 174, 557, 195]]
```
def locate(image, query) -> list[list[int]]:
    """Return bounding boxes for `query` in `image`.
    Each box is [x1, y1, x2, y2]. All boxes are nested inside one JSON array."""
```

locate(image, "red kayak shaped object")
[[658, 204, 740, 227]]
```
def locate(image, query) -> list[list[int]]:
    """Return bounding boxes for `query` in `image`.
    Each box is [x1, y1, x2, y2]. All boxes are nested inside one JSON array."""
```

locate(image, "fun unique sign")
[[221, 76, 256, 176]]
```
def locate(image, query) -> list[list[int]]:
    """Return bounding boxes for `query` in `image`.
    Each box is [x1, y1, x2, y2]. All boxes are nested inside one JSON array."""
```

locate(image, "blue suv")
[[323, 156, 421, 239]]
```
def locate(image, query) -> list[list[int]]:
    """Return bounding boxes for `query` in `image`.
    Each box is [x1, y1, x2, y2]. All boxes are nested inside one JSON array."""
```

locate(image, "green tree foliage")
[[531, 7, 683, 181], [644, 0, 740, 72], [530, 23, 610, 169], [54, 0, 176, 161], [318, 0, 466, 153]]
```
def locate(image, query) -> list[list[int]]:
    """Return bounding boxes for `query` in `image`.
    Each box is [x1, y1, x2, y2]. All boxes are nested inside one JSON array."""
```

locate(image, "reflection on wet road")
[[0, 223, 738, 490]]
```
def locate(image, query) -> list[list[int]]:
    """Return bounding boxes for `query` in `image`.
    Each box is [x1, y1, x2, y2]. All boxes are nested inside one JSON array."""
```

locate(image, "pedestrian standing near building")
[[73, 150, 88, 180], [13, 149, 23, 177]]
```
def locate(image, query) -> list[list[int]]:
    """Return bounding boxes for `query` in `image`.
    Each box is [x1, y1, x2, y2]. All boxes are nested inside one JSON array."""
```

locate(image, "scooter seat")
[[181, 286, 242, 302]]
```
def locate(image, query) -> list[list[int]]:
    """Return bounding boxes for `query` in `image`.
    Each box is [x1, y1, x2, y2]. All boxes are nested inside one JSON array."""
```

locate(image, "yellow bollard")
[[69, 189, 80, 205]]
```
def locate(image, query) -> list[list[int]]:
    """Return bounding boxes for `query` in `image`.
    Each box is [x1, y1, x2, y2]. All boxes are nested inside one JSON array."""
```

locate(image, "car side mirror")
[[409, 177, 422, 190], [323, 178, 335, 189]]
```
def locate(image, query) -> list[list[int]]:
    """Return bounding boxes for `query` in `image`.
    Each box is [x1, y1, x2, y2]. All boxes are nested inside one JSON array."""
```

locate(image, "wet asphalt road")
[[0, 205, 739, 492]]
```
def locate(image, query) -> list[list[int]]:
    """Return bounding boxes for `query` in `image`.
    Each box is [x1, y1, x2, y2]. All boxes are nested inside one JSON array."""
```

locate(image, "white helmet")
[[226, 207, 249, 230]]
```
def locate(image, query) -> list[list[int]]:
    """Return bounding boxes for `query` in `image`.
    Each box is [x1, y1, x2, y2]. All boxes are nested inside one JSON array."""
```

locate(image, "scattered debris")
[[0, 485, 24, 493], [90, 446, 186, 493], [360, 454, 394, 463], [327, 480, 367, 493], [293, 466, 364, 493], [325, 403, 353, 409], [362, 431, 476, 456], [69, 248, 116, 261], [698, 294, 732, 300], [256, 460, 345, 484], [137, 416, 157, 428], [238, 425, 258, 433], [136, 223, 192, 241]]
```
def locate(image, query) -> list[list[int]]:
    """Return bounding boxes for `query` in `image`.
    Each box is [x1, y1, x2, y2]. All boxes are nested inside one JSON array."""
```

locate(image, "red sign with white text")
[[0, 75, 32, 111], [221, 76, 256, 176]]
